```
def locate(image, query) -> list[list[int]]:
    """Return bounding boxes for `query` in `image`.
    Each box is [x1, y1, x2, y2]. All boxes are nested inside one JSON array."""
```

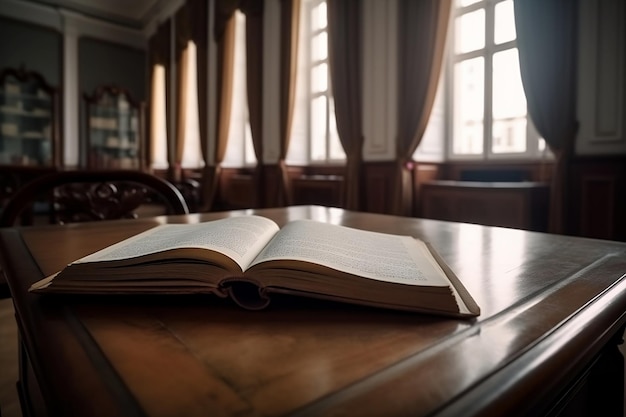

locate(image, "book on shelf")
[[30, 215, 480, 318]]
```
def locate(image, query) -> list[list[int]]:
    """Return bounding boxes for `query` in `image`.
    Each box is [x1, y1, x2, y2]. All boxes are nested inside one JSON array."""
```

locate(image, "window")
[[149, 64, 168, 170], [149, 41, 205, 171], [288, 0, 344, 165], [223, 11, 257, 167], [179, 41, 204, 169], [448, 0, 545, 160]]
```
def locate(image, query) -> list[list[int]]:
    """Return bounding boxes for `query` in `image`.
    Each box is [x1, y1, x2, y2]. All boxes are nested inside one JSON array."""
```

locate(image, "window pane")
[[454, 57, 484, 154], [457, 0, 480, 6], [224, 11, 256, 166], [181, 42, 204, 169], [310, 95, 327, 161], [311, 62, 328, 93], [494, 0, 516, 45], [492, 119, 527, 153], [244, 121, 256, 164], [311, 32, 327, 62], [455, 9, 485, 54], [311, 1, 327, 31], [492, 48, 526, 153], [328, 98, 345, 160], [150, 64, 167, 170]]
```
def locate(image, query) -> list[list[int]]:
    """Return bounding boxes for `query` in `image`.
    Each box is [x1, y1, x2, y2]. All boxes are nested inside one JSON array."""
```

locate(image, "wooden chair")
[[0, 170, 190, 298]]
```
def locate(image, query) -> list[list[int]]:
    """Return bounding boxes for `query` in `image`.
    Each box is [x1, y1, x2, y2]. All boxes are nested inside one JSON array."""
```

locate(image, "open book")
[[30, 215, 480, 318]]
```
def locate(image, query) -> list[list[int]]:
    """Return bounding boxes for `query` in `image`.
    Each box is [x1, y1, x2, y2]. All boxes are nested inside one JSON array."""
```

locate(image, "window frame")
[[446, 0, 546, 162], [302, 0, 344, 165]]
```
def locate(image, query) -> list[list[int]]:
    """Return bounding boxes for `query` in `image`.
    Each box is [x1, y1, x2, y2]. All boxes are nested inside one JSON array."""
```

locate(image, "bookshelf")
[[0, 67, 60, 167], [84, 85, 143, 170]]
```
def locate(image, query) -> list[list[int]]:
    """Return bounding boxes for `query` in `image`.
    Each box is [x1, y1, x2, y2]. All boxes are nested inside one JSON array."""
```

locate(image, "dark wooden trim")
[[569, 156, 626, 241], [0, 229, 119, 416], [186, 158, 626, 241]]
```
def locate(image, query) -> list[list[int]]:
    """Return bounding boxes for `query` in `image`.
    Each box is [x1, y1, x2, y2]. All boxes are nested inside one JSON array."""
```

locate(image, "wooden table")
[[1, 205, 626, 417]]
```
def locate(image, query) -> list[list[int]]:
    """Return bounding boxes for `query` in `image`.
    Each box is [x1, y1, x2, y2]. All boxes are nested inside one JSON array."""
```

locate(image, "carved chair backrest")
[[0, 170, 190, 227], [0, 167, 57, 209]]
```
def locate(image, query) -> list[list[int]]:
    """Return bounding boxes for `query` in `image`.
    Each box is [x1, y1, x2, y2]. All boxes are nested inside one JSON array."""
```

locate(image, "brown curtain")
[[277, 0, 301, 206], [174, 5, 192, 179], [242, 1, 265, 207], [514, 0, 579, 235], [393, 0, 452, 216], [202, 0, 264, 210], [201, 10, 237, 211], [175, 49, 189, 175], [189, 0, 209, 175], [148, 21, 171, 170], [327, 0, 363, 211]]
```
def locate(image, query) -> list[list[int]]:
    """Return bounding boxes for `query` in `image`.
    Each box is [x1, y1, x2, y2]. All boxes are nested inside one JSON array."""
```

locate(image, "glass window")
[[180, 41, 204, 169], [311, 62, 328, 93], [150, 64, 168, 170], [223, 11, 257, 167], [311, 32, 327, 62], [494, 0, 516, 45], [457, 0, 481, 7], [450, 0, 545, 160], [492, 48, 526, 153], [287, 0, 345, 164], [455, 9, 485, 54], [311, 0, 327, 31], [454, 57, 485, 154]]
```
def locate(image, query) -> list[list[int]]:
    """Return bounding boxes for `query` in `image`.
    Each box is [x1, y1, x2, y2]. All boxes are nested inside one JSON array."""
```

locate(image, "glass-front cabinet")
[[0, 67, 59, 167], [84, 86, 142, 169]]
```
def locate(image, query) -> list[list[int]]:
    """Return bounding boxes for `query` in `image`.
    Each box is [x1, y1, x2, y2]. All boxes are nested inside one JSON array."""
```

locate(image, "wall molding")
[[577, 0, 626, 155], [0, 0, 62, 31]]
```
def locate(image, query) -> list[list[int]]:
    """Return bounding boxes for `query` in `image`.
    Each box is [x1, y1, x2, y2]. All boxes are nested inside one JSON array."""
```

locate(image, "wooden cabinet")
[[421, 180, 550, 231], [84, 86, 143, 170], [0, 67, 60, 167], [291, 175, 345, 208]]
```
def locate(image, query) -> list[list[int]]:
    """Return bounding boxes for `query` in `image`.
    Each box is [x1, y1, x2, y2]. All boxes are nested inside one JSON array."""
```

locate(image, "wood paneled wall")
[[178, 157, 625, 242], [569, 157, 626, 241]]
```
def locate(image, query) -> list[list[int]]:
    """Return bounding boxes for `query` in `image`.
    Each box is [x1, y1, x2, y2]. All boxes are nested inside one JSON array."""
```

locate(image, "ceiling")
[[27, 0, 167, 29]]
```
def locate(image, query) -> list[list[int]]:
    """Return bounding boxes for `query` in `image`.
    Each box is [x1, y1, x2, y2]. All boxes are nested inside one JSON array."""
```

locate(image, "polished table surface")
[[1, 205, 626, 417]]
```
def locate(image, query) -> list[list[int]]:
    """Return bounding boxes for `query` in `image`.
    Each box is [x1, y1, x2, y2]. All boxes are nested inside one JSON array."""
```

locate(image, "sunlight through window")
[[180, 41, 204, 169], [287, 0, 344, 164], [150, 64, 167, 170], [223, 11, 257, 167], [451, 0, 546, 160]]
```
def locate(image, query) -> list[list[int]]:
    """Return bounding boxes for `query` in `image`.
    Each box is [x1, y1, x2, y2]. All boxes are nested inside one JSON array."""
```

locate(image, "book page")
[[250, 220, 451, 287], [73, 215, 280, 271]]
